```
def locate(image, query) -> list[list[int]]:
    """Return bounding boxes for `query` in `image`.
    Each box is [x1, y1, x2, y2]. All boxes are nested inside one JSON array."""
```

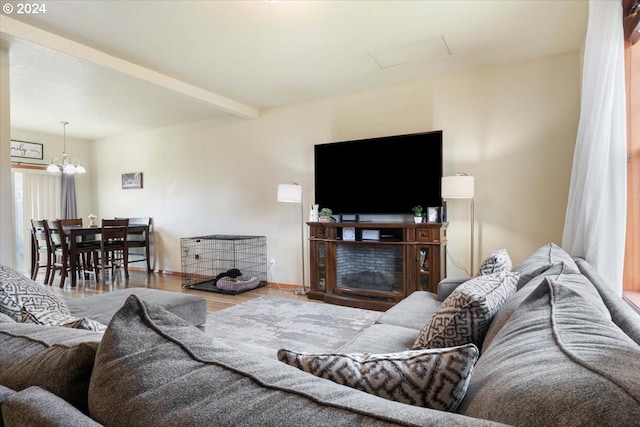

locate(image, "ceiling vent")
[[367, 35, 451, 69]]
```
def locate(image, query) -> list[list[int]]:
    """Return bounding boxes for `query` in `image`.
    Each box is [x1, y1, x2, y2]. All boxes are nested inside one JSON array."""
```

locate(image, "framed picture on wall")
[[10, 140, 43, 160], [122, 172, 143, 189]]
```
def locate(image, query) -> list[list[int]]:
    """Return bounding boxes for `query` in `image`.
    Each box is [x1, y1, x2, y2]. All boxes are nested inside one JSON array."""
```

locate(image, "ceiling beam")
[[0, 15, 260, 119]]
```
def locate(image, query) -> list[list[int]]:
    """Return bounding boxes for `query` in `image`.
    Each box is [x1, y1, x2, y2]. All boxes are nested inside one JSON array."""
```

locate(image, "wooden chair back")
[[115, 217, 152, 273], [59, 218, 83, 227], [30, 219, 52, 282], [100, 218, 130, 279]]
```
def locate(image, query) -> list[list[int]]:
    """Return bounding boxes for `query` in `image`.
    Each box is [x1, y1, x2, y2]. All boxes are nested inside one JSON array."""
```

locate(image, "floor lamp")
[[442, 174, 475, 275], [277, 183, 307, 295]]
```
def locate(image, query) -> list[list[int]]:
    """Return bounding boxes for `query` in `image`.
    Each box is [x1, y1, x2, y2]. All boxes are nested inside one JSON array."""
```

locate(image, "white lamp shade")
[[277, 184, 302, 203], [442, 175, 474, 199]]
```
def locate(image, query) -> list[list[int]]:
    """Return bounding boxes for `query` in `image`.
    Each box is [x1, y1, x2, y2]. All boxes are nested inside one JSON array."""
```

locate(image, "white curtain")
[[12, 170, 61, 275], [562, 0, 627, 296]]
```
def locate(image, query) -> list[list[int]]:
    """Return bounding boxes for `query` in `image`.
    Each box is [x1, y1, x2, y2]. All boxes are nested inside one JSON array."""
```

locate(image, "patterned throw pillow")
[[477, 249, 512, 276], [413, 271, 518, 350], [277, 344, 479, 412], [0, 265, 70, 322], [21, 309, 107, 332]]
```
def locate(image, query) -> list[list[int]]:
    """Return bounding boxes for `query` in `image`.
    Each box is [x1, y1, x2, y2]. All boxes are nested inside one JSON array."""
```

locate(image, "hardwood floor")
[[41, 268, 310, 313], [40, 268, 640, 315]]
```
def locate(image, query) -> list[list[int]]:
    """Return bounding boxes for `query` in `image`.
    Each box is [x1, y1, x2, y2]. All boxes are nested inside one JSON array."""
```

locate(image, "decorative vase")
[[414, 216, 422, 223], [310, 204, 319, 222], [89, 218, 97, 227], [319, 215, 331, 223]]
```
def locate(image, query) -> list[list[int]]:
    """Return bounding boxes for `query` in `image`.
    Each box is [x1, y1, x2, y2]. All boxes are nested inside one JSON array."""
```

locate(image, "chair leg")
[[59, 267, 66, 288], [146, 247, 151, 273], [48, 267, 55, 286], [101, 251, 109, 282], [44, 254, 52, 285], [31, 256, 38, 281], [123, 249, 129, 278], [58, 257, 67, 288], [92, 252, 99, 279]]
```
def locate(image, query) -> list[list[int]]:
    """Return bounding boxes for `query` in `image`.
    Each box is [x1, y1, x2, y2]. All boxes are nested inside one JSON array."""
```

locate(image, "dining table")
[[64, 224, 151, 287]]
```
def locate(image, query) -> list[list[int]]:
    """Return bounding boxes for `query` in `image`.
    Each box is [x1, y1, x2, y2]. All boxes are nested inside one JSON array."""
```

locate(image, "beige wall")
[[92, 51, 580, 283]]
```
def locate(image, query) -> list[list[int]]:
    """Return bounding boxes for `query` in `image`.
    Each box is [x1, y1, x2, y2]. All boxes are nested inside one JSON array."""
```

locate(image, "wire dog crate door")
[[181, 235, 267, 294]]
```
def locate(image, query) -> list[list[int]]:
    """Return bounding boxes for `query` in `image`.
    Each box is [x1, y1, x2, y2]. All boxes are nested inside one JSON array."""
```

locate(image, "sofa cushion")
[[277, 344, 478, 411], [481, 261, 596, 352], [0, 265, 70, 322], [375, 291, 441, 330], [575, 258, 640, 346], [88, 295, 495, 426], [65, 287, 207, 326], [2, 386, 101, 427], [0, 312, 15, 323], [0, 322, 102, 413], [338, 323, 420, 354], [477, 248, 512, 276], [0, 384, 17, 427], [459, 276, 640, 426], [21, 308, 107, 332], [436, 278, 467, 302], [512, 243, 579, 289], [413, 271, 518, 350]]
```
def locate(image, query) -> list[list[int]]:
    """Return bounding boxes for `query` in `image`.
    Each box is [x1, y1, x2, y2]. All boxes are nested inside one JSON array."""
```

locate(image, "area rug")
[[203, 296, 381, 353]]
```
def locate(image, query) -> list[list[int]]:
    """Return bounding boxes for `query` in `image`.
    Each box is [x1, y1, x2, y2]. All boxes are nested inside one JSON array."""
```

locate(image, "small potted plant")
[[412, 205, 423, 223], [319, 208, 333, 223]]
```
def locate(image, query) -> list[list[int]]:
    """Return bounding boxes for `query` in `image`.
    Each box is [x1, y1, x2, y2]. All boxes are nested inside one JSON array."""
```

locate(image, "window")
[[11, 167, 61, 275], [624, 31, 640, 294]]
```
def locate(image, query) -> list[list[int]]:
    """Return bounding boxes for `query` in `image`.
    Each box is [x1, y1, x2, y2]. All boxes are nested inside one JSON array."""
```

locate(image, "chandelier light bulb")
[[47, 121, 86, 174]]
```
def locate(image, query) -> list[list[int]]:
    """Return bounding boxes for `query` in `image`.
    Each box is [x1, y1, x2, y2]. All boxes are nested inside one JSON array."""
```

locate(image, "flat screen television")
[[314, 130, 443, 216]]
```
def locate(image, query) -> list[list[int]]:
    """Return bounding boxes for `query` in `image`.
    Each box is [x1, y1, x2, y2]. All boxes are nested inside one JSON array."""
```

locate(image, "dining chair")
[[117, 217, 152, 273], [48, 219, 100, 288], [59, 218, 100, 282], [30, 219, 53, 284], [46, 220, 67, 287], [100, 218, 130, 280]]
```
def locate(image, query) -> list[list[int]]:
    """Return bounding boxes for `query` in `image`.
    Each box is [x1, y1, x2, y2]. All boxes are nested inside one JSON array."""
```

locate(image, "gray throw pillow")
[[477, 249, 512, 276], [0, 322, 102, 413], [458, 277, 640, 425], [481, 260, 592, 353], [277, 344, 478, 412], [512, 243, 579, 289], [413, 271, 518, 350], [0, 264, 70, 322]]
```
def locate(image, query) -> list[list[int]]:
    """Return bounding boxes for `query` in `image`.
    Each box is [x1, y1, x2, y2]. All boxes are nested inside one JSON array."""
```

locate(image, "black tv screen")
[[314, 131, 443, 215]]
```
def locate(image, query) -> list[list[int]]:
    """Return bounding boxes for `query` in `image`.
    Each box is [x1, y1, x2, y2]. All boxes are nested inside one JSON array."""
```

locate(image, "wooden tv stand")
[[307, 222, 447, 311]]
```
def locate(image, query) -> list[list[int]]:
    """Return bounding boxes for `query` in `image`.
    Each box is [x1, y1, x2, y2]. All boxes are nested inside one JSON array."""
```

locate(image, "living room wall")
[[92, 51, 580, 284]]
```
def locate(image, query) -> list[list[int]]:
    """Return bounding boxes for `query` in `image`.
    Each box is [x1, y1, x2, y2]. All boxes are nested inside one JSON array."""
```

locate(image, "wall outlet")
[[269, 258, 276, 268]]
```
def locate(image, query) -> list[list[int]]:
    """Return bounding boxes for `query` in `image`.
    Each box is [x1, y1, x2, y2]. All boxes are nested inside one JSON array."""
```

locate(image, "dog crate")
[[181, 235, 267, 294]]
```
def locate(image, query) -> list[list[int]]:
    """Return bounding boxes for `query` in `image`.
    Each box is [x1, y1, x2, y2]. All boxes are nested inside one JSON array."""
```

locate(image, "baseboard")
[[266, 282, 301, 290], [128, 268, 301, 291]]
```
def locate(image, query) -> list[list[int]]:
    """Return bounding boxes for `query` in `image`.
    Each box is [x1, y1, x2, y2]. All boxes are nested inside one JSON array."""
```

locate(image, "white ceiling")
[[1, 0, 588, 140]]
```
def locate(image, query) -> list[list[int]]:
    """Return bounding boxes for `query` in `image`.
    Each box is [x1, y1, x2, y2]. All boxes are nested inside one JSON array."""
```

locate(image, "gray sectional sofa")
[[1, 243, 640, 426]]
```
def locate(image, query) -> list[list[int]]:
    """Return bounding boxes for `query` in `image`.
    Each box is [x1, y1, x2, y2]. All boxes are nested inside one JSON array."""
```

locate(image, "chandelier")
[[46, 121, 86, 174]]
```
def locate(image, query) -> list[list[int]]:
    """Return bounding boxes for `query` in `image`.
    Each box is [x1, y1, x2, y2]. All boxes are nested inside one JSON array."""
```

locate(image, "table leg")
[[70, 245, 77, 287]]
